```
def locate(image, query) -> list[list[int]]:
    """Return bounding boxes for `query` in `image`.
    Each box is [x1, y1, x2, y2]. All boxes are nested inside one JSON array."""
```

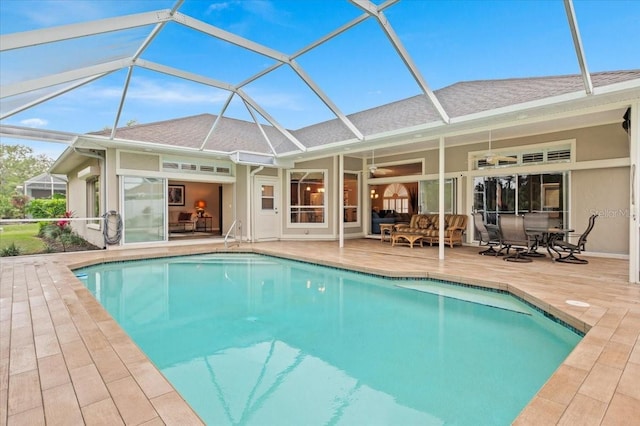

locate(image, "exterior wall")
[[571, 167, 629, 254], [66, 157, 105, 249]]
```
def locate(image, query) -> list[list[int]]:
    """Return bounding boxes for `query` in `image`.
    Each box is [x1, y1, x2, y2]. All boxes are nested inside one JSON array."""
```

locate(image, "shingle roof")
[[90, 70, 639, 155]]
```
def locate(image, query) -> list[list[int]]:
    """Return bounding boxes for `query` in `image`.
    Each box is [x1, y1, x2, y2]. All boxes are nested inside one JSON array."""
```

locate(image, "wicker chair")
[[498, 214, 533, 263]]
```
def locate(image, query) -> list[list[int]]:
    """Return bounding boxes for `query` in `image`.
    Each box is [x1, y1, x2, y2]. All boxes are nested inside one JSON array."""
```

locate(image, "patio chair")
[[550, 214, 598, 264], [498, 214, 533, 263], [523, 212, 550, 257], [473, 213, 502, 256]]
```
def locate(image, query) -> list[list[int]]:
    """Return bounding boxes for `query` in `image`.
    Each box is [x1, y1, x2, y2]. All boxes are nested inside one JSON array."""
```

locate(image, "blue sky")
[[1, 0, 639, 160]]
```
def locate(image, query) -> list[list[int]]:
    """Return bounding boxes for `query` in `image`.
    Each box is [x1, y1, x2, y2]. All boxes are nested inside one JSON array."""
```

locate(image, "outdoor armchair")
[[473, 213, 502, 256], [498, 214, 533, 262], [550, 214, 598, 264]]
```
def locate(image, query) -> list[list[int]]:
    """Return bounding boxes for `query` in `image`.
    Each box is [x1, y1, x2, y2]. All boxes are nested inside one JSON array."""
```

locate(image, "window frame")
[[86, 176, 101, 228], [287, 169, 328, 228], [343, 171, 360, 227]]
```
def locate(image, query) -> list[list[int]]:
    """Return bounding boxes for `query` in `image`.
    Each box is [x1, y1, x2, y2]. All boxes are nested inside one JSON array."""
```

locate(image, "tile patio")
[[1, 239, 639, 425]]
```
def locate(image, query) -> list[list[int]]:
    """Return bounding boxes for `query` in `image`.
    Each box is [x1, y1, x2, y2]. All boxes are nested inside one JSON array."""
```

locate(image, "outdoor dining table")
[[526, 227, 574, 259]]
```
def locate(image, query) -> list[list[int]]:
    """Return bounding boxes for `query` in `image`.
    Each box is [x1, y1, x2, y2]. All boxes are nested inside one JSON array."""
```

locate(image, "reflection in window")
[[261, 185, 274, 210], [122, 176, 165, 243], [474, 173, 566, 226], [420, 179, 455, 213], [86, 176, 100, 225], [343, 172, 359, 224], [289, 170, 326, 224]]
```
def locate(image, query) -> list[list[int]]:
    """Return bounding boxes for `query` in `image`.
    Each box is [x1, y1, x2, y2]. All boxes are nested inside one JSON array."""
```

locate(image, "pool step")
[[396, 282, 531, 315]]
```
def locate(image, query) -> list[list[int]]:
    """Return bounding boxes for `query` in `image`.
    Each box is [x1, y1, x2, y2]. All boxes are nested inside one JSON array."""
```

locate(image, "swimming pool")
[[77, 253, 581, 425]]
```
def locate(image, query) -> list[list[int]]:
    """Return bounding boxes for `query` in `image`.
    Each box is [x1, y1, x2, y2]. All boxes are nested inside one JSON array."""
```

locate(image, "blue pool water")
[[76, 253, 581, 425]]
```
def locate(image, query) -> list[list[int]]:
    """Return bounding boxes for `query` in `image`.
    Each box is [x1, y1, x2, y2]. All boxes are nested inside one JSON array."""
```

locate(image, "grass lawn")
[[0, 223, 46, 255]]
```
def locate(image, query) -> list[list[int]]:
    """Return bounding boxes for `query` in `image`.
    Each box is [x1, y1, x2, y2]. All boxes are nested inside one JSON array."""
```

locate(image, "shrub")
[[0, 242, 22, 257], [26, 198, 67, 219]]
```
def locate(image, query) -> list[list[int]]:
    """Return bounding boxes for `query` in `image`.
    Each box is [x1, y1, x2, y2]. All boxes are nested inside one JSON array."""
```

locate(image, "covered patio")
[[1, 240, 638, 424]]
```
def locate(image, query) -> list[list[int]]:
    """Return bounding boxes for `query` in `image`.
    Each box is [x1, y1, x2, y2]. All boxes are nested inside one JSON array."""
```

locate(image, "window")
[[261, 184, 274, 210], [288, 170, 326, 225], [86, 177, 100, 225], [383, 183, 410, 213], [473, 173, 567, 227], [343, 172, 359, 224], [420, 179, 455, 213]]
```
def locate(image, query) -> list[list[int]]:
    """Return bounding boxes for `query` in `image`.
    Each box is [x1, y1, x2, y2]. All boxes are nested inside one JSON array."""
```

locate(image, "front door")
[[254, 176, 280, 241]]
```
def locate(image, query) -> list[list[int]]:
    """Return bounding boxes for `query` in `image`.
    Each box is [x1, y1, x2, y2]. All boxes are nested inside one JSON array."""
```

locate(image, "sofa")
[[394, 214, 468, 248], [371, 211, 396, 234], [371, 210, 412, 234], [169, 210, 197, 233]]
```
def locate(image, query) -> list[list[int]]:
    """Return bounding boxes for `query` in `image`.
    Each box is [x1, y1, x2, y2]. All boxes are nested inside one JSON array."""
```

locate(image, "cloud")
[[244, 88, 302, 111], [19, 118, 49, 128], [126, 79, 230, 105], [207, 2, 233, 14], [68, 77, 230, 106], [206, 0, 291, 27]]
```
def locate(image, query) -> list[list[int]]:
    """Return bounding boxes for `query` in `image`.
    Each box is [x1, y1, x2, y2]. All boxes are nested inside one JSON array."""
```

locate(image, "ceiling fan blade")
[[372, 167, 392, 176], [477, 152, 517, 164]]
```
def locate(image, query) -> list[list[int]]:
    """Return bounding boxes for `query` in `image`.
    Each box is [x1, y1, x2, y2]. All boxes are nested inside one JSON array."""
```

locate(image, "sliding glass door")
[[122, 176, 166, 243]]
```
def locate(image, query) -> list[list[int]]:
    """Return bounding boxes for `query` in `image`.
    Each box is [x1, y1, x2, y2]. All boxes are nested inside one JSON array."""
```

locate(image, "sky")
[[1, 0, 639, 161]]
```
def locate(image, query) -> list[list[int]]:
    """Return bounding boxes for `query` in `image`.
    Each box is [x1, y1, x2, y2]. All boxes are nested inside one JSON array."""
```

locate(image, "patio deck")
[[1, 239, 639, 425]]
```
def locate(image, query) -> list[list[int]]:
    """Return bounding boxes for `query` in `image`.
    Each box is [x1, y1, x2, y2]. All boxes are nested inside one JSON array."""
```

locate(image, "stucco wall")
[[66, 157, 106, 249], [571, 167, 630, 254]]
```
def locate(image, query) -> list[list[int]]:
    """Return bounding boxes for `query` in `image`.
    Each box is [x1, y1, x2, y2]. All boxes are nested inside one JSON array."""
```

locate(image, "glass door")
[[122, 176, 166, 243]]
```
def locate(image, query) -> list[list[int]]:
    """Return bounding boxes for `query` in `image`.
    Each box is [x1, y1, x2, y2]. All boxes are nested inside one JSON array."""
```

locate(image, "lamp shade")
[[195, 200, 207, 209]]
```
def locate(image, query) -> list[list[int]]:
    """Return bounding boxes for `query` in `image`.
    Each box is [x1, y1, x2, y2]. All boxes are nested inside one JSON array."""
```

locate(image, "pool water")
[[77, 253, 581, 425]]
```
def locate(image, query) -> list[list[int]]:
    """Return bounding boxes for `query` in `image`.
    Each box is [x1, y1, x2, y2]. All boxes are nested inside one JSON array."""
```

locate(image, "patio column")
[[630, 103, 640, 284], [438, 136, 445, 260], [339, 154, 344, 248]]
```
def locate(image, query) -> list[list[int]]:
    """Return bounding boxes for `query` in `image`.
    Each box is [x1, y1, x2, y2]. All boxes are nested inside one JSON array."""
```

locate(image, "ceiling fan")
[[475, 130, 518, 165], [368, 150, 392, 176]]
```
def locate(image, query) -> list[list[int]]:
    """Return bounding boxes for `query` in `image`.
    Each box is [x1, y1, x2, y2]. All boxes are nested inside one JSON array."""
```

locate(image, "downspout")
[[249, 166, 264, 242]]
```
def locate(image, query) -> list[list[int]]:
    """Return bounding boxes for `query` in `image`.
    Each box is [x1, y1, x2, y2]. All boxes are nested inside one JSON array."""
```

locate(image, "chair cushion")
[[417, 216, 430, 229], [178, 212, 192, 221]]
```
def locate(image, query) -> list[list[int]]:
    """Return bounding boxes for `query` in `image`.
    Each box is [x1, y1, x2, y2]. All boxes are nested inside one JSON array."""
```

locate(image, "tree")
[[0, 144, 53, 218]]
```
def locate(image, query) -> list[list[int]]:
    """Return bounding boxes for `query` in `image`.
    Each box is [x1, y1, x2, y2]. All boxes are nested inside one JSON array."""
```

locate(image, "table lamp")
[[195, 200, 206, 217]]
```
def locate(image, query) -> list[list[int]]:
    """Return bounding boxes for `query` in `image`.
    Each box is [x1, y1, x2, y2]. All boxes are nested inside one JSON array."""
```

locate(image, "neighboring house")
[[49, 70, 638, 271], [22, 173, 67, 199]]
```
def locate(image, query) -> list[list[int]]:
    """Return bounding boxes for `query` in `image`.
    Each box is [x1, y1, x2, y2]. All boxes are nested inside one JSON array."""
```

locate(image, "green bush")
[[26, 198, 67, 219], [0, 195, 18, 219], [0, 242, 22, 257]]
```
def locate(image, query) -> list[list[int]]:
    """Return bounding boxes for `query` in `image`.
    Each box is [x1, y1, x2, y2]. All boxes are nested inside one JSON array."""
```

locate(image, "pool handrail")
[[224, 219, 242, 248]]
